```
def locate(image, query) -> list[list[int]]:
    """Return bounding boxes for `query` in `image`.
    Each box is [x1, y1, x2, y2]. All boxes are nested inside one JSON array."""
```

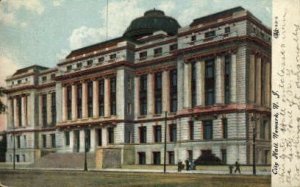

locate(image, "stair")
[[31, 152, 95, 169]]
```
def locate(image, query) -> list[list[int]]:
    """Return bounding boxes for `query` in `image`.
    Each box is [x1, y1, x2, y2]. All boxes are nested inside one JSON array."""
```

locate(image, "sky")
[[0, 0, 271, 129]]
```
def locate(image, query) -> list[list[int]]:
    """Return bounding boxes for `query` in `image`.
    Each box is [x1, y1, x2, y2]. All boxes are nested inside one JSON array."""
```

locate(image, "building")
[[4, 7, 271, 166]]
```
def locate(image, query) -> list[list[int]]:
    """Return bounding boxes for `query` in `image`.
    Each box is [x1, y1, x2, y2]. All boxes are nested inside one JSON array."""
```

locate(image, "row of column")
[[134, 70, 171, 116], [184, 53, 237, 108], [62, 78, 111, 122], [249, 54, 271, 107], [8, 95, 28, 128]]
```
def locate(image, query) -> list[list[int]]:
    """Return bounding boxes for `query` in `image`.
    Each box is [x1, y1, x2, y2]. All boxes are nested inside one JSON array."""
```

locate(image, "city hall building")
[[4, 7, 271, 167]]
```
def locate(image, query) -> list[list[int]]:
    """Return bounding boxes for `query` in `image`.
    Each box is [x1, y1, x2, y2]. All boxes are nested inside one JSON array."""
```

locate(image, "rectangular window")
[[169, 124, 177, 142], [224, 55, 231, 104], [17, 97, 22, 126], [97, 129, 102, 146], [205, 30, 216, 38], [222, 118, 228, 139], [168, 151, 175, 164], [154, 47, 162, 56], [67, 65, 72, 72], [51, 134, 55, 148], [16, 136, 20, 148], [225, 27, 230, 34], [17, 80, 22, 84], [110, 77, 117, 115], [67, 86, 72, 120], [109, 54, 116, 60], [154, 125, 162, 143], [87, 81, 93, 118], [42, 135, 46, 148], [191, 63, 197, 107], [139, 126, 147, 143], [77, 63, 82, 69], [139, 51, 147, 59], [65, 131, 70, 146], [153, 152, 161, 165], [87, 59, 93, 66], [191, 35, 196, 42], [260, 120, 267, 139], [42, 76, 47, 82], [23, 135, 27, 148], [203, 120, 213, 140], [221, 149, 227, 164], [138, 152, 146, 165], [154, 72, 162, 114], [42, 94, 47, 126], [51, 92, 56, 125], [77, 84, 82, 119], [189, 121, 194, 140], [99, 80, 104, 116], [139, 75, 147, 115], [170, 69, 177, 112], [169, 44, 177, 51], [85, 129, 91, 152], [98, 57, 104, 63], [205, 59, 215, 105], [108, 127, 114, 144]]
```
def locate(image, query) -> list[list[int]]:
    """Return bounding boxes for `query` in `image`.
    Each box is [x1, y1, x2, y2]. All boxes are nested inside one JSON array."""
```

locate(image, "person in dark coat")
[[185, 159, 190, 171], [234, 160, 241, 174]]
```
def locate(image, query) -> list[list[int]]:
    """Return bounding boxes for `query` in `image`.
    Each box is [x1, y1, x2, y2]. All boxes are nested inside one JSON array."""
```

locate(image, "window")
[[169, 124, 177, 142], [225, 27, 230, 34], [22, 154, 26, 162], [191, 63, 197, 107], [17, 97, 22, 126], [65, 131, 70, 146], [261, 60, 266, 105], [168, 151, 175, 164], [51, 134, 56, 148], [109, 54, 116, 60], [154, 47, 162, 56], [138, 152, 146, 165], [188, 150, 193, 161], [97, 129, 102, 146], [42, 94, 47, 126], [191, 35, 196, 42], [87, 59, 93, 66], [170, 69, 177, 112], [51, 92, 56, 124], [110, 77, 117, 115], [23, 135, 27, 148], [77, 63, 82, 69], [108, 127, 114, 144], [16, 136, 20, 148], [98, 57, 104, 63], [203, 120, 213, 140], [153, 152, 161, 165], [169, 44, 177, 51], [139, 126, 147, 143], [17, 80, 22, 84], [189, 121, 194, 140], [205, 30, 216, 38], [99, 80, 104, 116], [139, 51, 147, 59], [51, 74, 55, 80], [221, 149, 227, 164], [139, 75, 147, 115], [67, 65, 72, 72], [77, 84, 82, 119], [205, 59, 215, 105], [222, 118, 228, 139], [87, 81, 93, 118], [42, 76, 47, 82], [67, 86, 72, 120], [154, 125, 162, 143], [85, 129, 91, 152], [224, 55, 231, 104], [42, 135, 46, 148], [260, 120, 267, 139], [154, 72, 162, 114]]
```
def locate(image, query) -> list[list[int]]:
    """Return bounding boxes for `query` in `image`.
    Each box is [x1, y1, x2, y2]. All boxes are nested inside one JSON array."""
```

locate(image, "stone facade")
[[4, 7, 271, 166]]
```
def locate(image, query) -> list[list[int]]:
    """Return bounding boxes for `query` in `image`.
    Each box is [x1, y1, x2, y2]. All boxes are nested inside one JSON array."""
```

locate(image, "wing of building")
[[4, 7, 271, 167]]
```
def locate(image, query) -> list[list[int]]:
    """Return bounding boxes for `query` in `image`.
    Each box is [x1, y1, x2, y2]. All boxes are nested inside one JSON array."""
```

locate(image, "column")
[[82, 81, 88, 119], [69, 131, 74, 151], [93, 79, 99, 118], [38, 95, 43, 126], [215, 56, 225, 104], [102, 127, 107, 146], [104, 78, 111, 117], [22, 95, 27, 126], [79, 130, 85, 152], [196, 61, 205, 106], [183, 63, 191, 108], [71, 84, 77, 121], [62, 86, 67, 122], [47, 93, 52, 125], [147, 73, 154, 115], [134, 76, 140, 117], [162, 70, 170, 112], [249, 54, 256, 103], [230, 53, 237, 103], [90, 129, 96, 152], [265, 62, 271, 107], [256, 56, 262, 105]]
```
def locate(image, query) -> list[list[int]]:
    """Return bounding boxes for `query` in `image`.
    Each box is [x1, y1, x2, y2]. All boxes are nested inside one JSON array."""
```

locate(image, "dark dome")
[[123, 9, 181, 40]]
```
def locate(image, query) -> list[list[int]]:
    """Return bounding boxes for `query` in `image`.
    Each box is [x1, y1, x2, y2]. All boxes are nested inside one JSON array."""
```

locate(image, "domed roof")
[[123, 9, 181, 40]]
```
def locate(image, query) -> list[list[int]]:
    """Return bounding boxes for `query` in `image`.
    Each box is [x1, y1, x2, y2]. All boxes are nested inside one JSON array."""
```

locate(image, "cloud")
[[0, 53, 19, 87], [0, 0, 45, 27], [56, 49, 70, 60], [158, 1, 176, 14], [53, 0, 64, 7]]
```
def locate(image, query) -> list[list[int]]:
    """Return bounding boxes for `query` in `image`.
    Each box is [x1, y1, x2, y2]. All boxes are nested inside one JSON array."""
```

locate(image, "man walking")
[[234, 160, 241, 174]]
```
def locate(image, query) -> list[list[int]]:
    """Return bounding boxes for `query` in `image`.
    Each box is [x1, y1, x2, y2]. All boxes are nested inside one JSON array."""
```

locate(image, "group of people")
[[177, 159, 196, 172], [229, 160, 241, 174]]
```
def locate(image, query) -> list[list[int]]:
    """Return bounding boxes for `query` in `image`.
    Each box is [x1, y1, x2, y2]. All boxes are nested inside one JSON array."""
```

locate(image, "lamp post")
[[84, 129, 88, 171], [163, 111, 167, 174]]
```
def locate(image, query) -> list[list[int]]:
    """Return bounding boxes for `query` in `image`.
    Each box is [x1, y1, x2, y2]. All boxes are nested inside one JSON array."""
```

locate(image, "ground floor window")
[[65, 131, 70, 146], [221, 149, 227, 164], [153, 152, 161, 165], [22, 154, 26, 162], [108, 127, 114, 144], [51, 134, 56, 148], [42, 135, 46, 148], [168, 151, 175, 165], [138, 152, 146, 165], [187, 150, 193, 161], [16, 155, 20, 162], [97, 129, 102, 146]]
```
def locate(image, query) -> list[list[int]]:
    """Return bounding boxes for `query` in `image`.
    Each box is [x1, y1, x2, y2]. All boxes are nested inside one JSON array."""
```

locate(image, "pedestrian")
[[234, 160, 241, 174], [185, 159, 190, 171]]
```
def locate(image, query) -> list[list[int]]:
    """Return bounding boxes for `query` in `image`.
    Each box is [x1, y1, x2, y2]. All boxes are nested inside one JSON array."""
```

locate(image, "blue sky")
[[0, 0, 272, 86]]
